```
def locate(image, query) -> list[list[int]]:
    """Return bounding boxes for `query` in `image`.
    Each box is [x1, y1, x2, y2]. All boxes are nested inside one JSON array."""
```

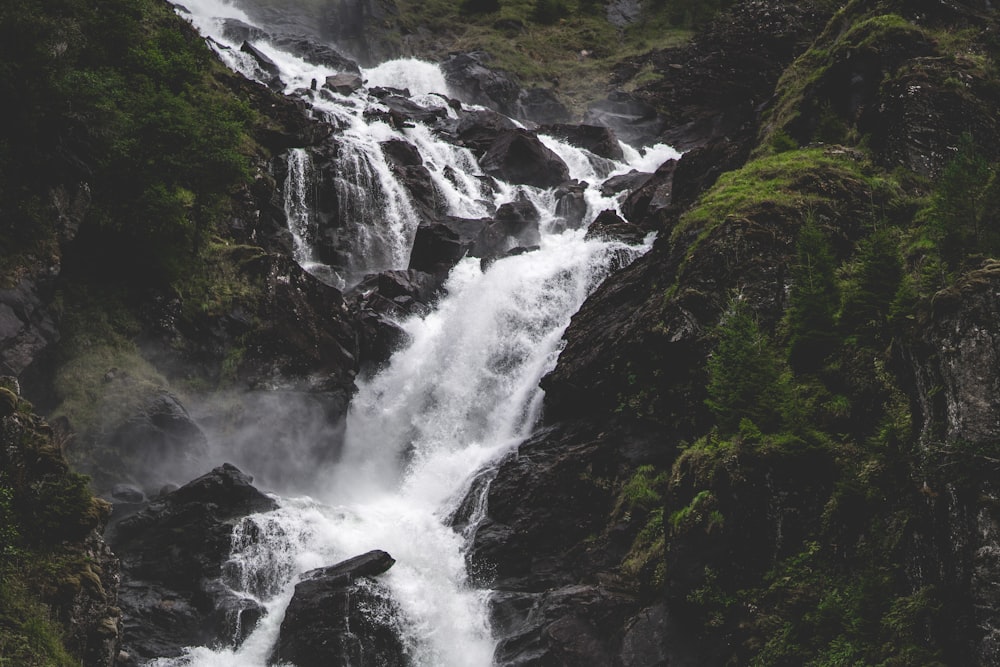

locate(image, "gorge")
[[2, 0, 1000, 666]]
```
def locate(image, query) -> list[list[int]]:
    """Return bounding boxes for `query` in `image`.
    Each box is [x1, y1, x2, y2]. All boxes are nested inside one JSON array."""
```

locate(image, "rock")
[[585, 209, 646, 245], [220, 18, 267, 43], [324, 72, 364, 95], [599, 169, 653, 198], [584, 92, 665, 148], [479, 129, 571, 188], [441, 51, 522, 117], [372, 94, 450, 127], [108, 463, 278, 662], [88, 390, 210, 496], [474, 199, 542, 260], [540, 124, 625, 161], [240, 41, 284, 91], [515, 87, 571, 125], [466, 421, 671, 665], [0, 276, 61, 378], [606, 0, 643, 28], [349, 269, 440, 369], [554, 181, 589, 230], [907, 262, 1000, 447], [380, 138, 440, 220], [409, 222, 473, 276], [446, 107, 519, 155], [110, 484, 145, 504], [271, 550, 405, 667], [272, 36, 360, 74], [620, 158, 677, 224]]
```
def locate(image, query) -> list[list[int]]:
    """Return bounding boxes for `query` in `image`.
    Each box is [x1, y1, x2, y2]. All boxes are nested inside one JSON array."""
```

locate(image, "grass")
[[396, 0, 692, 117]]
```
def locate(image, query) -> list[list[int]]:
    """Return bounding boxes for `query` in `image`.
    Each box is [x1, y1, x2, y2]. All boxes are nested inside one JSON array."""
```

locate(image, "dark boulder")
[[585, 209, 647, 245], [380, 138, 440, 220], [240, 41, 284, 91], [108, 463, 278, 662], [466, 421, 671, 665], [620, 158, 677, 225], [584, 92, 665, 148], [220, 18, 267, 43], [474, 199, 542, 260], [599, 169, 653, 198], [540, 123, 625, 161], [349, 269, 440, 369], [272, 36, 360, 74], [447, 107, 519, 155], [409, 222, 473, 276], [480, 129, 570, 188], [515, 87, 571, 125], [441, 51, 522, 116], [554, 181, 589, 230], [271, 550, 405, 667], [324, 72, 364, 95]]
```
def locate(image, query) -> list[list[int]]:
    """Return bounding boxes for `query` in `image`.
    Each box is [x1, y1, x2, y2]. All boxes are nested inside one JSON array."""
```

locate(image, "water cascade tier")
[[147, 2, 680, 665]]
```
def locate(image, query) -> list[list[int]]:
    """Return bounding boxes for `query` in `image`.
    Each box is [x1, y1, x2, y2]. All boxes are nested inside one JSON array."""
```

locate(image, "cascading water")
[[154, 2, 680, 665]]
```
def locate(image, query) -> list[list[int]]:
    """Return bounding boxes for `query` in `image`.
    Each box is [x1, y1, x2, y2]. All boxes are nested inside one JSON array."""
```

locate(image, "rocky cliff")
[[2, 0, 1000, 664], [465, 0, 1000, 665]]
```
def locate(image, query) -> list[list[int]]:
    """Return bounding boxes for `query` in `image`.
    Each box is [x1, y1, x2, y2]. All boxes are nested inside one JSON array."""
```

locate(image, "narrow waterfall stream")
[[154, 2, 680, 665]]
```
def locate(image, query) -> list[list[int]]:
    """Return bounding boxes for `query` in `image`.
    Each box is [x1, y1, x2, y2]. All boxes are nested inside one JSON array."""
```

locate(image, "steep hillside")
[[469, 0, 1000, 664]]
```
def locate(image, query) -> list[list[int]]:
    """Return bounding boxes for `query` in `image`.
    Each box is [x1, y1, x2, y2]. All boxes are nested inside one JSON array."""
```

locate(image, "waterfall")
[[154, 2, 681, 665]]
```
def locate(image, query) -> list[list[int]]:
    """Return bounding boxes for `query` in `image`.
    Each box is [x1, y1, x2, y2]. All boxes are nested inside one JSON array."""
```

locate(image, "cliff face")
[[467, 0, 1000, 664]]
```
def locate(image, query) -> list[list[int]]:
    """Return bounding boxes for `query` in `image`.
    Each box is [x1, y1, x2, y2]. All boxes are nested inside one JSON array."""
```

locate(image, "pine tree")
[[787, 217, 839, 373], [706, 298, 787, 434]]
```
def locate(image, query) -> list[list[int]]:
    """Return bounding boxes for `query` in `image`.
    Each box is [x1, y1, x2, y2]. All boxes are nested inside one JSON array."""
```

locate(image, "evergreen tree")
[[787, 217, 839, 373], [706, 298, 787, 434]]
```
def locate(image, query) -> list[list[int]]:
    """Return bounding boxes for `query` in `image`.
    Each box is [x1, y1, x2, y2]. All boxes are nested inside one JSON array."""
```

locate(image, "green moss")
[[0, 577, 77, 667], [759, 13, 933, 153], [673, 148, 884, 244], [396, 0, 691, 117]]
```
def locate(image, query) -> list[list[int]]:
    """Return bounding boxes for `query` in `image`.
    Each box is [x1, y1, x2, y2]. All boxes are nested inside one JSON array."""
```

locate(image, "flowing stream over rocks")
[[151, 1, 680, 664]]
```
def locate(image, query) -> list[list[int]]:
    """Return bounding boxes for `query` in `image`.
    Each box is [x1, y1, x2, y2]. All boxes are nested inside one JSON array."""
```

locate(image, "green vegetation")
[[1, 389, 109, 666], [0, 0, 256, 284], [395, 0, 696, 116]]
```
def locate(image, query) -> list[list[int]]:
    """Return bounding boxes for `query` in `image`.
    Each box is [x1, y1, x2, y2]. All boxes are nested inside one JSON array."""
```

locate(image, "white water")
[[157, 2, 680, 665]]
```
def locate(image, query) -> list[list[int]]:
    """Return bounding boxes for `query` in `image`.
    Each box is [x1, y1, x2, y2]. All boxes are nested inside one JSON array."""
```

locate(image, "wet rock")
[[467, 421, 671, 665], [584, 92, 665, 148], [240, 41, 284, 91], [599, 170, 653, 198], [108, 463, 277, 662], [480, 129, 570, 188], [620, 158, 677, 224], [447, 107, 519, 155], [540, 124, 625, 161], [554, 181, 589, 230], [409, 221, 474, 276], [515, 87, 571, 125], [474, 199, 542, 260], [271, 550, 405, 667], [272, 36, 360, 74], [108, 391, 208, 488], [221, 18, 267, 43], [442, 51, 522, 117], [585, 209, 646, 245], [607, 0, 642, 28], [380, 138, 440, 220], [324, 72, 364, 95], [350, 269, 440, 369]]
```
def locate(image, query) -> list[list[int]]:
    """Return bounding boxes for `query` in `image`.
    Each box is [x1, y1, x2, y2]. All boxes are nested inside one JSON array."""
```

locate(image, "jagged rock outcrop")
[[271, 550, 404, 667], [467, 420, 673, 665], [108, 463, 277, 664], [480, 129, 571, 189]]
